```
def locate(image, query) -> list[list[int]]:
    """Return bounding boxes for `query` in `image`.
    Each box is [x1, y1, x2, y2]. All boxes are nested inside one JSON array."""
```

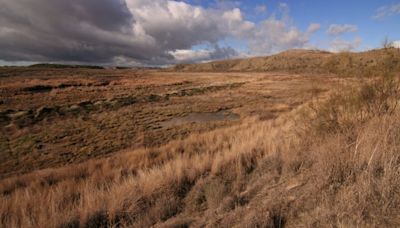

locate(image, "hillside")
[[172, 48, 400, 76]]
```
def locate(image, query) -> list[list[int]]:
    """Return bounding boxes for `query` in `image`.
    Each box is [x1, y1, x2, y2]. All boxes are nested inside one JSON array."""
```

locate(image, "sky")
[[0, 0, 399, 66]]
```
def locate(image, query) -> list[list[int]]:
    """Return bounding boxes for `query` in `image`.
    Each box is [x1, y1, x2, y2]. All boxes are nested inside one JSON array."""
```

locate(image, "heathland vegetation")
[[0, 48, 400, 227]]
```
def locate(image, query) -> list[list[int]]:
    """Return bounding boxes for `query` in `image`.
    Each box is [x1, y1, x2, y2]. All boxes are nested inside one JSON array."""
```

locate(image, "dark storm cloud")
[[0, 0, 164, 64], [0, 0, 319, 66], [0, 0, 133, 31], [0, 0, 243, 65]]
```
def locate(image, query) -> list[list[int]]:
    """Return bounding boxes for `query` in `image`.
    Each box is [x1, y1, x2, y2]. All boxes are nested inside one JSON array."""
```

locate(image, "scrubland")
[[0, 68, 333, 178], [0, 48, 400, 227]]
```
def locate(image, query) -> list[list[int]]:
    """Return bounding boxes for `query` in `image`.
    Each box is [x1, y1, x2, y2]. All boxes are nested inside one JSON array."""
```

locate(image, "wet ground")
[[0, 68, 337, 178], [160, 110, 240, 128]]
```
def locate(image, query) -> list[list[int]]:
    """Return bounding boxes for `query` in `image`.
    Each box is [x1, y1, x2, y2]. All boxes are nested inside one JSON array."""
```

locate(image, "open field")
[[0, 68, 339, 178], [0, 49, 400, 227]]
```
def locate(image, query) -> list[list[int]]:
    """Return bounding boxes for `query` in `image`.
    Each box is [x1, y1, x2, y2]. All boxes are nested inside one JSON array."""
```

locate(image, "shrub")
[[309, 69, 399, 135]]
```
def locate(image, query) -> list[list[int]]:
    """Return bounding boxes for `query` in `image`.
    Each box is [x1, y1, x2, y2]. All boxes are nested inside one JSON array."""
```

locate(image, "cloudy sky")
[[0, 0, 399, 66]]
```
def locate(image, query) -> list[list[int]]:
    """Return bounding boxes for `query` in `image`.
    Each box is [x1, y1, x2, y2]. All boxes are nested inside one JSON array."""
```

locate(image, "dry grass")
[[0, 114, 296, 227], [0, 69, 335, 178], [173, 48, 400, 77], [3, 76, 400, 227], [1, 49, 400, 227]]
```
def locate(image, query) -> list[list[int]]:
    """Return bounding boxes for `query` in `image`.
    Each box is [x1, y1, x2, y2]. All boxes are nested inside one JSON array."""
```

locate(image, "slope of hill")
[[172, 48, 400, 76]]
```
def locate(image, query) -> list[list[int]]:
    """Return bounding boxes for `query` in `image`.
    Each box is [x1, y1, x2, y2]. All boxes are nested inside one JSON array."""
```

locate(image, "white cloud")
[[392, 41, 400, 48], [123, 1, 320, 61], [168, 45, 237, 63], [246, 8, 320, 55], [374, 3, 400, 20], [169, 49, 211, 62], [329, 37, 362, 52], [327, 24, 358, 36]]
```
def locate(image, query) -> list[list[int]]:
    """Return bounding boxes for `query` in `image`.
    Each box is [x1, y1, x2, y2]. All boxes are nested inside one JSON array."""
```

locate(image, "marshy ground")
[[0, 68, 336, 178]]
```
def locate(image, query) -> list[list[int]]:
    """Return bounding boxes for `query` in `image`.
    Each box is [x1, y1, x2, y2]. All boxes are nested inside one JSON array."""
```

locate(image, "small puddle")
[[160, 110, 240, 128]]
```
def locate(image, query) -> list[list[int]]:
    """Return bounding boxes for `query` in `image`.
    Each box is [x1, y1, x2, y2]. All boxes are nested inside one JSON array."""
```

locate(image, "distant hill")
[[171, 48, 400, 76]]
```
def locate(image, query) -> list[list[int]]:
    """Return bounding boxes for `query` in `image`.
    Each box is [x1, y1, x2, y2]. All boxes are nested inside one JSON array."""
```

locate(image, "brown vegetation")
[[0, 49, 400, 227], [0, 69, 335, 178], [172, 48, 400, 77]]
